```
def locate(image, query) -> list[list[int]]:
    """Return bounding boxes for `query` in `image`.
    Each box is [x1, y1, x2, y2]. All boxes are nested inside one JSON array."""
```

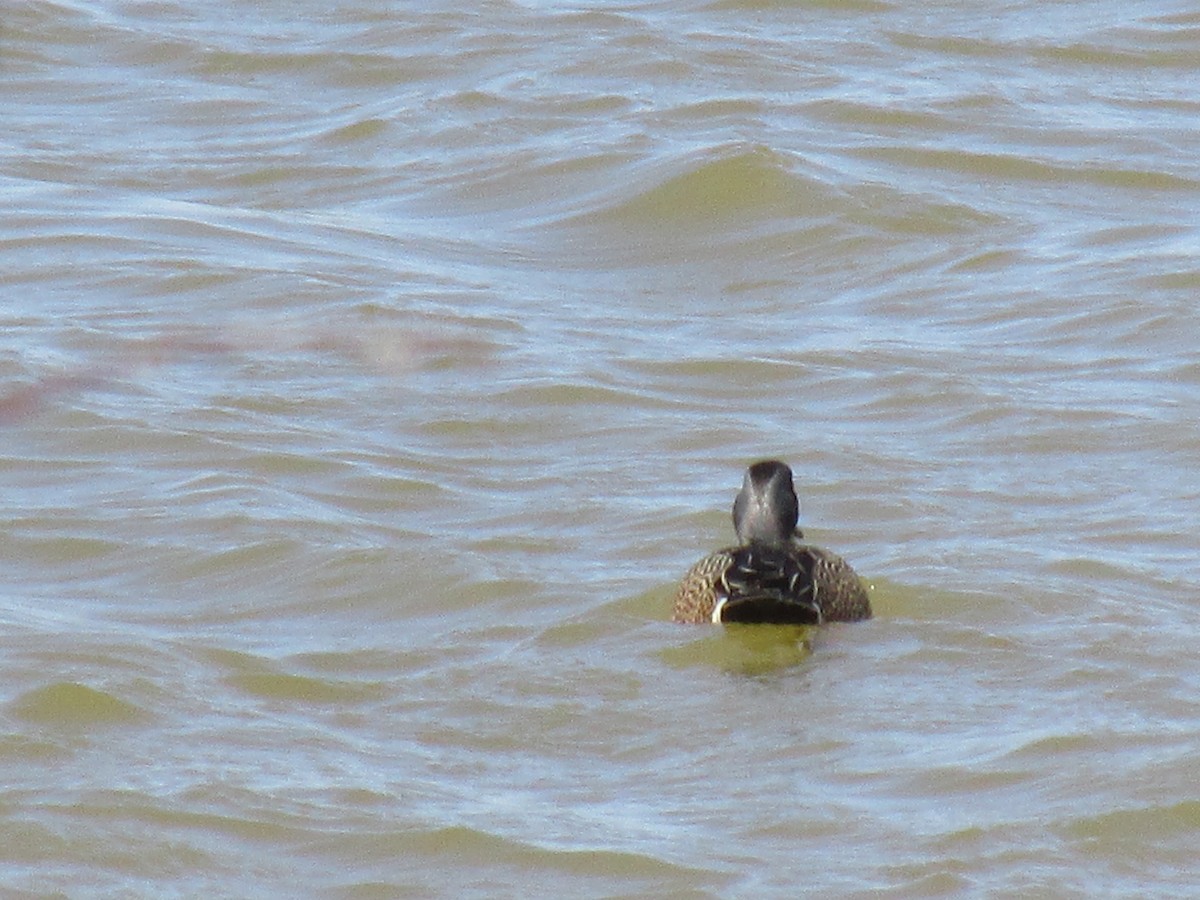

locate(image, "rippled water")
[[3, 0, 1199, 896]]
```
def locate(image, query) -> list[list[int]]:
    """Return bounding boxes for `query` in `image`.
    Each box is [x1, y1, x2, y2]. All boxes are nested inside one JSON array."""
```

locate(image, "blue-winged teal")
[[673, 460, 871, 625]]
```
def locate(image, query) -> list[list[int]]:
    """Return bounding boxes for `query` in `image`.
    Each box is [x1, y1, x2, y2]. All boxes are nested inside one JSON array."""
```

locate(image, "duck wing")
[[714, 543, 822, 625]]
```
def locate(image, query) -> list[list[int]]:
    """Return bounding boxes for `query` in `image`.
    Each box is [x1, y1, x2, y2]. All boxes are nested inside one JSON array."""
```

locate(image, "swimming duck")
[[673, 460, 871, 625]]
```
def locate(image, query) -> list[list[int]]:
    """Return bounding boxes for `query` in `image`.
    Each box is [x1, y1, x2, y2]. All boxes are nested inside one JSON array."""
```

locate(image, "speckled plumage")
[[672, 461, 871, 625]]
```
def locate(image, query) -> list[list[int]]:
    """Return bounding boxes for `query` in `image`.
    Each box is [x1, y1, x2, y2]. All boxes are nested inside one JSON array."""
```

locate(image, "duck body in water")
[[673, 460, 871, 625]]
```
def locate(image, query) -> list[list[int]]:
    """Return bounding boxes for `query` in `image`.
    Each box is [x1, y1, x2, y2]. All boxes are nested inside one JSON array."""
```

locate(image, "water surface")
[[2, 1, 1199, 896]]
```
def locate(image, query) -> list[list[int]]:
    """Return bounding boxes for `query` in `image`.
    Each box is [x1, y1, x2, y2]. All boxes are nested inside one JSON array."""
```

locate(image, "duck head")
[[732, 460, 799, 548]]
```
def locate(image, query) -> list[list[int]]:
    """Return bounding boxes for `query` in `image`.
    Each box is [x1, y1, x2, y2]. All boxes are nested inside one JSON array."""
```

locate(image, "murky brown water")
[[3, 1, 1199, 896]]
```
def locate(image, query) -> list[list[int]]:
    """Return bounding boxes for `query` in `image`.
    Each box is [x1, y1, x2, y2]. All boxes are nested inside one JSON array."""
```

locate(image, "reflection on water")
[[660, 624, 816, 677], [0, 322, 495, 422]]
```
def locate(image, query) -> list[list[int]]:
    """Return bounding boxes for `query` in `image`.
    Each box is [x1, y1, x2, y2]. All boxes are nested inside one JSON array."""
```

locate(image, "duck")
[[673, 460, 871, 625]]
